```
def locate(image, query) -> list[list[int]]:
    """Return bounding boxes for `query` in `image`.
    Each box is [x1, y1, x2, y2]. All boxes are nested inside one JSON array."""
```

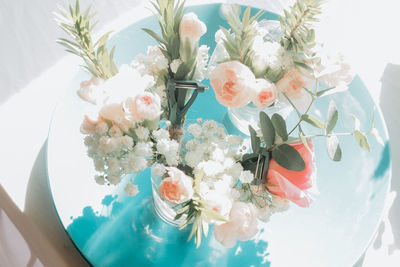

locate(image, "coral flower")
[[266, 141, 316, 207], [159, 167, 194, 204], [210, 61, 257, 107]]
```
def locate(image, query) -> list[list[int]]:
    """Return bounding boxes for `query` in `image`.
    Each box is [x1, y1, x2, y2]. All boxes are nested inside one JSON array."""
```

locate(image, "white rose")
[[179, 12, 207, 47], [77, 77, 104, 105], [214, 202, 259, 247], [125, 92, 161, 121]]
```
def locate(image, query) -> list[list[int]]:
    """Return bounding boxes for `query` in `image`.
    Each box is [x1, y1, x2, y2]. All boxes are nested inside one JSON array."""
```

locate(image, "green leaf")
[[249, 125, 260, 153], [316, 87, 336, 97], [326, 135, 342, 161], [174, 62, 190, 80], [142, 28, 165, 45], [271, 143, 305, 171], [294, 61, 313, 72], [353, 130, 370, 152], [301, 114, 325, 129], [326, 100, 338, 134], [259, 112, 275, 148], [271, 113, 288, 141]]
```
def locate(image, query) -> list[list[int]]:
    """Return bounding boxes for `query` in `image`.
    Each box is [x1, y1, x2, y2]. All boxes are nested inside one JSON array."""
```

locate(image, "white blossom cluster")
[[81, 117, 153, 193], [152, 128, 180, 167], [131, 46, 169, 108], [181, 120, 252, 219]]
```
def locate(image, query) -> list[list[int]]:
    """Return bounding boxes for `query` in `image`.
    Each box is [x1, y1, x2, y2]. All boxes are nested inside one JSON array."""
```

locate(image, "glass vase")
[[151, 174, 188, 227]]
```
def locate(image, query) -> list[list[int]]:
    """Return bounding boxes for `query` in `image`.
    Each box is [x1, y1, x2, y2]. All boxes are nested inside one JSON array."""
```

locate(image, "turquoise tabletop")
[[47, 3, 391, 267]]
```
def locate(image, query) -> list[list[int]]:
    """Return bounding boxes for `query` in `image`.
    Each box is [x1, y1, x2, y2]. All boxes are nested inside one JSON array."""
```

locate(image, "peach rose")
[[159, 167, 194, 204], [124, 92, 161, 121], [179, 12, 207, 47], [214, 202, 259, 248], [99, 103, 132, 132], [252, 78, 277, 108], [266, 141, 315, 207], [80, 114, 102, 134], [275, 69, 313, 98], [77, 77, 104, 105], [210, 61, 257, 108], [276, 69, 313, 112]]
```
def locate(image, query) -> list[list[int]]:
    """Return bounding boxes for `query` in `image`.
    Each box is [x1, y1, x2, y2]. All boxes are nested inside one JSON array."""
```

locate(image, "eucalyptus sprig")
[[55, 0, 118, 79], [241, 80, 377, 178], [219, 6, 263, 69]]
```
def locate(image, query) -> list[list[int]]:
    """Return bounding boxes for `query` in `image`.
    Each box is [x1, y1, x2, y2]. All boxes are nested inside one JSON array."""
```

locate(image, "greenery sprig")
[[143, 0, 206, 139], [219, 6, 263, 69], [241, 81, 376, 178], [56, 0, 118, 79], [279, 0, 324, 74], [279, 0, 323, 53]]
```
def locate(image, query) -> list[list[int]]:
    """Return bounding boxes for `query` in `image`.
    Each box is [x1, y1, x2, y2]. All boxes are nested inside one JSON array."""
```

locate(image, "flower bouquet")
[[56, 0, 382, 249]]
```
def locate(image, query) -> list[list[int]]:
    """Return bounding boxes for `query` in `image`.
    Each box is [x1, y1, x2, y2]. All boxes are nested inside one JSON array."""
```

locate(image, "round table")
[[47, 3, 391, 267]]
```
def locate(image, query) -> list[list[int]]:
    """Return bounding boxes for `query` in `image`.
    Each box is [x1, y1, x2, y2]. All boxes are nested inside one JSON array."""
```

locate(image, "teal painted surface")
[[47, 3, 391, 267]]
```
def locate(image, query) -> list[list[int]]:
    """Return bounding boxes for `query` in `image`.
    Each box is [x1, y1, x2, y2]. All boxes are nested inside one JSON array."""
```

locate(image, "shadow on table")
[[24, 140, 90, 267], [353, 63, 400, 267], [378, 63, 400, 253]]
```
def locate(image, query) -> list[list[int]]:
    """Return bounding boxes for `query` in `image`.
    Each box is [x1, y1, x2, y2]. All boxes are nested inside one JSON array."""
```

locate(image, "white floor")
[[1, 0, 400, 266]]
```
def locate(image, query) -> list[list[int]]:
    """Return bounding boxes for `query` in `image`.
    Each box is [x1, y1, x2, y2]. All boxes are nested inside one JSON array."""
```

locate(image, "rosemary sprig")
[[55, 0, 118, 79], [220, 6, 264, 69], [279, 0, 323, 53]]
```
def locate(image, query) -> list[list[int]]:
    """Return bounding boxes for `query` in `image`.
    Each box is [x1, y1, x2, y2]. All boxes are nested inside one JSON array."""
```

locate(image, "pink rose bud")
[[159, 167, 194, 204], [252, 78, 278, 108], [179, 12, 207, 47], [210, 61, 257, 108], [125, 92, 161, 122]]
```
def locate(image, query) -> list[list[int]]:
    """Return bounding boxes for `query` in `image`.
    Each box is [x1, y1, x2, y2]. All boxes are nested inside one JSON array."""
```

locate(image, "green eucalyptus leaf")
[[353, 130, 370, 152], [301, 114, 325, 129], [249, 125, 260, 153], [271, 113, 288, 141], [326, 100, 338, 134], [271, 143, 305, 171], [326, 135, 342, 161], [260, 112, 275, 148], [316, 87, 336, 97]]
